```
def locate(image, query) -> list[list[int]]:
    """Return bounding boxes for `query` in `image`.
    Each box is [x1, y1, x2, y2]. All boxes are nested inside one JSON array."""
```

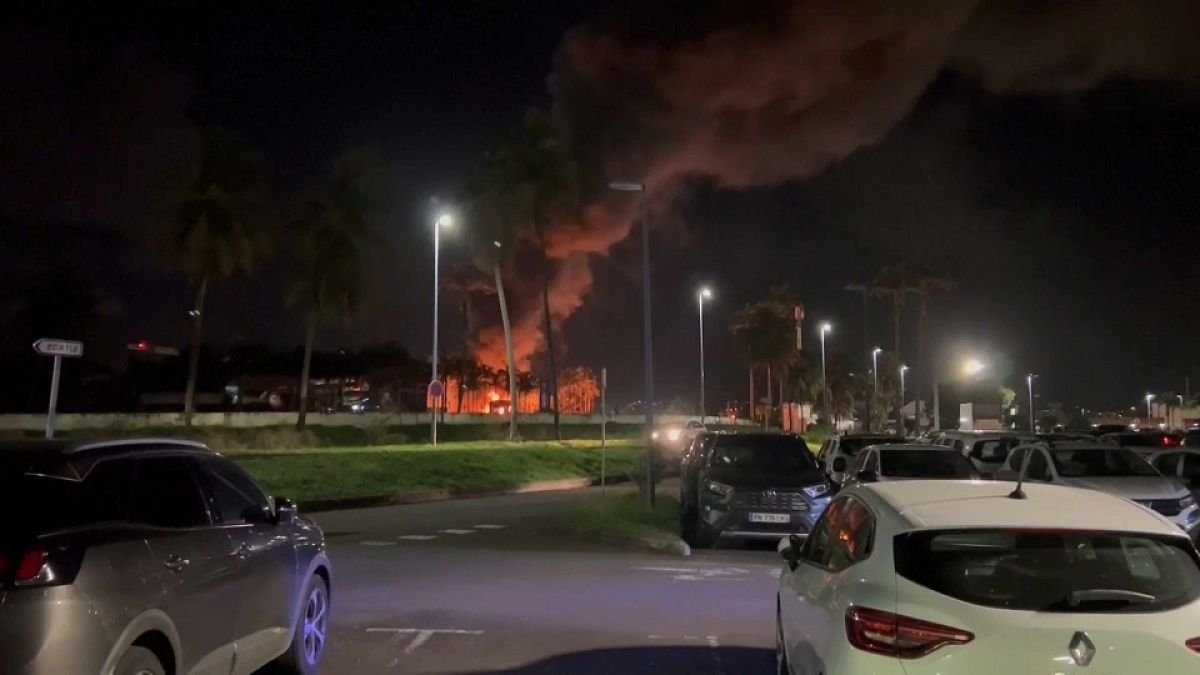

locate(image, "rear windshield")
[[1114, 433, 1166, 447], [0, 474, 86, 542], [710, 436, 816, 471], [838, 437, 894, 456], [880, 450, 976, 478], [895, 529, 1200, 613], [1050, 448, 1159, 477]]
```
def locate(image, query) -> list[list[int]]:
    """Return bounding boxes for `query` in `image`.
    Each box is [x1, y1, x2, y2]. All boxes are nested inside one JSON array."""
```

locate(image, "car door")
[[133, 454, 241, 675], [193, 454, 298, 674], [780, 495, 876, 674]]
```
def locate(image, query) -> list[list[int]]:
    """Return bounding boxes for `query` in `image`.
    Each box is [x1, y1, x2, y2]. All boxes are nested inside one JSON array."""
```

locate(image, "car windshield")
[[1050, 448, 1159, 477], [838, 436, 894, 456], [0, 471, 85, 542], [1114, 433, 1167, 447], [710, 436, 817, 471], [895, 529, 1200, 613], [880, 449, 976, 478]]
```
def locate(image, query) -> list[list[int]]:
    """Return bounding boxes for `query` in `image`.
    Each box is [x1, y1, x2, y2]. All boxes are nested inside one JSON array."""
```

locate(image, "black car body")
[[679, 433, 832, 548]]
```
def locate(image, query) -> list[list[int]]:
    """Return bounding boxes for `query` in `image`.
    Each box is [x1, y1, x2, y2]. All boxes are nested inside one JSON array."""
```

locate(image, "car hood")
[[1060, 475, 1187, 499], [706, 466, 826, 490]]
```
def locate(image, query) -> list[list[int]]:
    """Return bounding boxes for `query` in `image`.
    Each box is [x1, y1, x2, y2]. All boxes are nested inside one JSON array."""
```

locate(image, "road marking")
[[707, 635, 724, 675], [398, 535, 439, 541], [440, 529, 476, 535], [634, 565, 754, 582], [473, 524, 507, 529], [647, 635, 664, 640], [367, 628, 485, 636], [360, 540, 397, 546], [404, 629, 435, 654]]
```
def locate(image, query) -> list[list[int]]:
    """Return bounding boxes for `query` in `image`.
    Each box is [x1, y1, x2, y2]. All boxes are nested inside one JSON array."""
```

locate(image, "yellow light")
[[436, 213, 453, 227]]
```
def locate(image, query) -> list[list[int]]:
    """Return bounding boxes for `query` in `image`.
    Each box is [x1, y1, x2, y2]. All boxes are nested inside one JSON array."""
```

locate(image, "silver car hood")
[[1060, 475, 1187, 499]]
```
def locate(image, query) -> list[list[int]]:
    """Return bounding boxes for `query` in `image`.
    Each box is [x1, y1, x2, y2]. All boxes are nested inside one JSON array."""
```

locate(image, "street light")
[[1026, 373, 1038, 433], [900, 364, 909, 413], [963, 358, 986, 377], [1146, 393, 1155, 426], [844, 284, 871, 430], [820, 322, 832, 430], [610, 179, 656, 507], [430, 212, 453, 445], [934, 356, 988, 430], [697, 286, 713, 422], [870, 347, 882, 432]]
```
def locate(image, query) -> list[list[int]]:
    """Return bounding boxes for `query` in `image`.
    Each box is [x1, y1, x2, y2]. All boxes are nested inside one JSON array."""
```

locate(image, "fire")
[[426, 367, 601, 415]]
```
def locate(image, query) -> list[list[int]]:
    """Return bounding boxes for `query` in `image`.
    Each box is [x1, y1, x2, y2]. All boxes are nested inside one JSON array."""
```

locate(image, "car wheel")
[[115, 646, 166, 675], [273, 574, 330, 675], [775, 610, 790, 675]]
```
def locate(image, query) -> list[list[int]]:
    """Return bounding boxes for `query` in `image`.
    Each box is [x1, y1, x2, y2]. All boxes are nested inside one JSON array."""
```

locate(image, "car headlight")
[[706, 480, 733, 497], [667, 429, 682, 442], [1181, 495, 1196, 510], [803, 484, 831, 499], [651, 431, 660, 440]]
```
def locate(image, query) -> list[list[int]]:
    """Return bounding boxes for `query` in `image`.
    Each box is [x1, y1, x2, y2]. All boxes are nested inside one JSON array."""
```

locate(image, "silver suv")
[[0, 439, 332, 675]]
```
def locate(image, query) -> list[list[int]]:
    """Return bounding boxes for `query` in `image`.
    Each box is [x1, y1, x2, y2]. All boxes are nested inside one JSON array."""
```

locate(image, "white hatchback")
[[776, 480, 1200, 674]]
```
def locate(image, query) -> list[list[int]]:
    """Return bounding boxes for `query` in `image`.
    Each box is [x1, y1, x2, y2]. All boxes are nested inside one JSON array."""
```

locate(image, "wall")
[[0, 412, 753, 432]]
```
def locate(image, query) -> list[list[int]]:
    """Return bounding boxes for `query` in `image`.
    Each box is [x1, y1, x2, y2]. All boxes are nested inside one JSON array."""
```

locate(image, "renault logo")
[[1069, 631, 1096, 667]]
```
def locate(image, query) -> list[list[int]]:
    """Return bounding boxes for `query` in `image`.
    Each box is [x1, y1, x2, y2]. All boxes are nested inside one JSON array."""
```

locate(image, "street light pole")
[[698, 287, 712, 422], [1146, 393, 1155, 427], [820, 323, 832, 430], [844, 284, 870, 431], [900, 365, 909, 412], [871, 346, 881, 431], [1026, 374, 1037, 432], [431, 213, 452, 445], [611, 180, 656, 508]]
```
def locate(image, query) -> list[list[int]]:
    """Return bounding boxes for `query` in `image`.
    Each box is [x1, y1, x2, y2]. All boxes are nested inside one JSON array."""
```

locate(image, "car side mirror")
[[242, 504, 274, 525], [832, 457, 847, 473], [274, 498, 297, 525], [856, 469, 878, 483]]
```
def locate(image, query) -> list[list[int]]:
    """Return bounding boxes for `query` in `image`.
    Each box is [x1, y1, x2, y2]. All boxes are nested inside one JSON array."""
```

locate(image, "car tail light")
[[1187, 637, 1200, 654], [845, 606, 974, 659], [2, 546, 82, 588], [1164, 436, 1180, 448]]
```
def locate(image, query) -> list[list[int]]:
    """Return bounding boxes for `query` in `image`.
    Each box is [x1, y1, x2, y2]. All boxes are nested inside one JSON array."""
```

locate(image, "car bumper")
[[703, 506, 821, 539], [0, 588, 110, 675]]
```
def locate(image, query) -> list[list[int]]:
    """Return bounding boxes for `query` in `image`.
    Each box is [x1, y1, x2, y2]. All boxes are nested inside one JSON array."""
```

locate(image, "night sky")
[[3, 2, 1199, 412]]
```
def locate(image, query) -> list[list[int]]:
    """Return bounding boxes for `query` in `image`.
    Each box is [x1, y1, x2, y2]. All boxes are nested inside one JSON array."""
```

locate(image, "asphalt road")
[[310, 484, 780, 674]]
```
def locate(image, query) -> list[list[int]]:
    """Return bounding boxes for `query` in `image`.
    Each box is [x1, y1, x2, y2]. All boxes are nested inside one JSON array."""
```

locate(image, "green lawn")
[[231, 441, 643, 505]]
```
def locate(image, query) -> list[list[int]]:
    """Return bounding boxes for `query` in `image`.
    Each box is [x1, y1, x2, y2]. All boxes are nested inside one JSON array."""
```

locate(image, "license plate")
[[749, 512, 790, 524]]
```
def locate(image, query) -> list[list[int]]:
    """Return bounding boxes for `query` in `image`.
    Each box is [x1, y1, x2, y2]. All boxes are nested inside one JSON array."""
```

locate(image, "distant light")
[[872, 347, 882, 356], [963, 359, 986, 376], [820, 322, 832, 334], [699, 286, 713, 299], [187, 309, 201, 317], [900, 365, 909, 373], [609, 180, 644, 192], [436, 213, 453, 227], [1146, 393, 1155, 403], [493, 240, 502, 248]]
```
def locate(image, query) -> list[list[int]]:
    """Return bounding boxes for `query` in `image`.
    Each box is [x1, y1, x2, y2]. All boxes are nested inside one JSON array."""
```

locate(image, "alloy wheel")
[[302, 584, 329, 665]]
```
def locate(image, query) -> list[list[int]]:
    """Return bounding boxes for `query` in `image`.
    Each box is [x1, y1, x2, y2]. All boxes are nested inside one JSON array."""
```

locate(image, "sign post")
[[600, 367, 608, 495], [428, 380, 445, 444], [33, 339, 84, 439]]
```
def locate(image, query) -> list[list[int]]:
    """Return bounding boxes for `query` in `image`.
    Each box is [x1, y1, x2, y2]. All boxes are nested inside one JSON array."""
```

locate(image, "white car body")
[[776, 480, 1200, 674]]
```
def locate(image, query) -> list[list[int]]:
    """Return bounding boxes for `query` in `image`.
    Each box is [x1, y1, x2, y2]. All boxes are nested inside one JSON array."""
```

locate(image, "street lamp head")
[[872, 347, 882, 356], [699, 286, 712, 299], [493, 240, 502, 248], [436, 213, 453, 228], [963, 358, 986, 376], [1146, 393, 1155, 403], [819, 322, 832, 334], [900, 365, 909, 374], [609, 180, 644, 192]]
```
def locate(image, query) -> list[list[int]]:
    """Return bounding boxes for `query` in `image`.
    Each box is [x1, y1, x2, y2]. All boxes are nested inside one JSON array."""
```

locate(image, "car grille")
[[1135, 499, 1182, 516], [732, 490, 809, 511]]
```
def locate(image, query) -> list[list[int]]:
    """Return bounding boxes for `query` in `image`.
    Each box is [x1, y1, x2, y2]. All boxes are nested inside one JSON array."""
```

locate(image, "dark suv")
[[0, 439, 331, 675], [679, 433, 832, 548]]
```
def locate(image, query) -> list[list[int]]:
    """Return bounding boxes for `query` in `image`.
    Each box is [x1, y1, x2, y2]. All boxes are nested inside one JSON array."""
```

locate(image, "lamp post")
[[1146, 393, 1155, 427], [610, 180, 656, 508], [820, 322, 832, 430], [1026, 373, 1037, 432], [871, 346, 882, 430], [844, 284, 870, 430], [900, 365, 909, 411], [933, 357, 987, 430], [697, 286, 712, 422], [430, 213, 452, 445]]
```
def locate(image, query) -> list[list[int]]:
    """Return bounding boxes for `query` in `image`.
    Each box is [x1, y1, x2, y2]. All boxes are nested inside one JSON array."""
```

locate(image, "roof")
[[872, 443, 953, 452], [859, 480, 1179, 536], [0, 438, 215, 480]]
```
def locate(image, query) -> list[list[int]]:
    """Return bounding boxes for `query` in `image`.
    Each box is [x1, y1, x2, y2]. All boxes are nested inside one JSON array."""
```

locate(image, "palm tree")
[[285, 148, 388, 428], [731, 286, 801, 427], [150, 128, 273, 425]]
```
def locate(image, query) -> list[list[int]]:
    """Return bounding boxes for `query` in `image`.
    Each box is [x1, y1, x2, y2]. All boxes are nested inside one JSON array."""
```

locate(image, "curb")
[[299, 476, 621, 512]]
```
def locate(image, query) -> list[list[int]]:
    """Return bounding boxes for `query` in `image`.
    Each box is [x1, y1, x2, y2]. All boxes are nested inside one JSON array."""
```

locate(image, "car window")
[[953, 439, 965, 452], [1184, 455, 1200, 480], [1050, 448, 1158, 478], [881, 449, 976, 478], [1, 458, 132, 540], [973, 439, 1016, 464], [853, 450, 871, 473], [1153, 453, 1182, 475], [195, 455, 271, 524], [895, 529, 1200, 613], [709, 436, 816, 471], [836, 437, 893, 456], [129, 456, 210, 528], [1027, 450, 1051, 481], [801, 496, 874, 571]]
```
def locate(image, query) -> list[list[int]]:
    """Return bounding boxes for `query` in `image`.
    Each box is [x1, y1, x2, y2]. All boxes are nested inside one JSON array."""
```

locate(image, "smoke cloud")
[[492, 0, 1200, 367]]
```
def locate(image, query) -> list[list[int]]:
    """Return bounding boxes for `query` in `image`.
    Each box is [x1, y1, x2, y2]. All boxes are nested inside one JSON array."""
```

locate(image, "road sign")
[[428, 380, 445, 399], [32, 338, 83, 440], [33, 338, 83, 358]]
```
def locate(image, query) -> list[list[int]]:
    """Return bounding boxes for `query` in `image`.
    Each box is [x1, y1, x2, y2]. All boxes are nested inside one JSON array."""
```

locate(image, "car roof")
[[855, 480, 1179, 536], [871, 443, 953, 452], [0, 438, 215, 480]]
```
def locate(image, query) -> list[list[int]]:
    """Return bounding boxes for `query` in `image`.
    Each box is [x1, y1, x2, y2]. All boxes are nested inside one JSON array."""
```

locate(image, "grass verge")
[[548, 493, 684, 553], [231, 441, 642, 505]]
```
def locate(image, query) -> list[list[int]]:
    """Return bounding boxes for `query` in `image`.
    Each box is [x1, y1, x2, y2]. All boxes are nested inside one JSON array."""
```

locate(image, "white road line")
[[398, 535, 439, 541], [647, 635, 663, 640], [707, 635, 724, 675], [633, 566, 696, 573], [360, 540, 397, 546], [473, 524, 507, 529], [684, 635, 700, 641], [440, 529, 476, 535], [404, 629, 435, 654], [366, 628, 485, 635]]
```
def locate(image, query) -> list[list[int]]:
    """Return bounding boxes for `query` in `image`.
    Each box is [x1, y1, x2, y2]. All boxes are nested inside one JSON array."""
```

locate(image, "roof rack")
[[66, 438, 212, 454]]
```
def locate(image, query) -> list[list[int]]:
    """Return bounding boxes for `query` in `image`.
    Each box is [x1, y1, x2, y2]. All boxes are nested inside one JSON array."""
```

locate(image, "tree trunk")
[[765, 363, 773, 429], [183, 275, 209, 427], [495, 263, 519, 441], [533, 214, 561, 440], [749, 367, 755, 425], [296, 310, 316, 429]]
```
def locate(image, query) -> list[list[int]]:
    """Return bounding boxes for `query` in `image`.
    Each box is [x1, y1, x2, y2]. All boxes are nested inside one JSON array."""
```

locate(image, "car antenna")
[[1008, 445, 1034, 500]]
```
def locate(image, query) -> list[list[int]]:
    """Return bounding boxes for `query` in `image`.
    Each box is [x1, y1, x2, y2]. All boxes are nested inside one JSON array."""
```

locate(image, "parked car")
[[1100, 431, 1182, 458], [994, 442, 1200, 535], [775, 480, 1200, 674], [652, 419, 706, 456], [1089, 423, 1132, 436], [1182, 429, 1200, 448], [0, 439, 332, 675], [930, 431, 1032, 477], [679, 433, 831, 548], [815, 433, 899, 485], [841, 444, 979, 488], [1037, 432, 1094, 443], [1149, 449, 1200, 500]]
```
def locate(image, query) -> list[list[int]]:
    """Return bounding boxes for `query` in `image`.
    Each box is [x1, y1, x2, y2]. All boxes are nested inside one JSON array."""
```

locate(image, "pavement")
[[310, 482, 781, 674]]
